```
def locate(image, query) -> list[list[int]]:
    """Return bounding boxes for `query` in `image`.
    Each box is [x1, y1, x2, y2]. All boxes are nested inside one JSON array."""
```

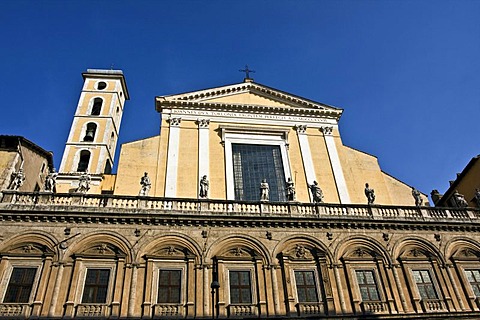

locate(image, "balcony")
[[296, 302, 325, 315], [360, 301, 389, 314], [420, 299, 445, 312], [0, 304, 28, 317], [76, 304, 108, 317], [0, 191, 478, 227], [227, 304, 258, 317]]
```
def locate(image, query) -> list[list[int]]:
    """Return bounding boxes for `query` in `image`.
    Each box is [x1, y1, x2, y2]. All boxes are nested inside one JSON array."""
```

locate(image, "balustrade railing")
[[76, 304, 107, 317], [0, 304, 27, 317], [296, 302, 325, 315], [1, 191, 479, 223], [228, 304, 258, 317]]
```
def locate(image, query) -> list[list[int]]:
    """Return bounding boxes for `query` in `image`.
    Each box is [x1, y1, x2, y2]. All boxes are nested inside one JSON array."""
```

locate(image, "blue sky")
[[1, 0, 479, 199]]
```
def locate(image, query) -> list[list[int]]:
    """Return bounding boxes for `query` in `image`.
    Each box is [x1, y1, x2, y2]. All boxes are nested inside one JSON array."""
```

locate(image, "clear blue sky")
[[1, 0, 479, 200]]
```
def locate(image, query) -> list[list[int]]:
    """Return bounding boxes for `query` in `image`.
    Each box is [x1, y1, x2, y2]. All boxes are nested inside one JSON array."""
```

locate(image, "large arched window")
[[83, 123, 97, 142], [91, 98, 103, 116], [77, 150, 91, 172]]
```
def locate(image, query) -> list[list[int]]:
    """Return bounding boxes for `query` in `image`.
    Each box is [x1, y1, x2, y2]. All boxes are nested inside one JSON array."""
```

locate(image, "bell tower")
[[57, 69, 129, 193]]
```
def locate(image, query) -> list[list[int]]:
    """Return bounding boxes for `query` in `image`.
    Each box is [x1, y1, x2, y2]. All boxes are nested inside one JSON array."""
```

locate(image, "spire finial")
[[239, 65, 255, 82]]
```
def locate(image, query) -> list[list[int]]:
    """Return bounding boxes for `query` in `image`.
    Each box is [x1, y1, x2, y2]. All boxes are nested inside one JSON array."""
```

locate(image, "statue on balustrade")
[[308, 181, 324, 203], [411, 187, 423, 206], [44, 168, 57, 193], [199, 175, 209, 198], [9, 168, 25, 191], [286, 177, 296, 201], [260, 179, 269, 201], [365, 183, 375, 204], [475, 188, 480, 208], [453, 190, 468, 208], [76, 172, 91, 194], [139, 172, 151, 196]]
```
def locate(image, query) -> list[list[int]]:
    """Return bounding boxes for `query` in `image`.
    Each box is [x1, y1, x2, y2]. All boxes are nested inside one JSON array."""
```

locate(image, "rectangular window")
[[294, 271, 319, 303], [82, 269, 110, 304], [229, 271, 252, 304], [158, 270, 181, 303], [4, 267, 37, 303], [355, 270, 380, 301], [232, 144, 286, 202], [465, 270, 480, 297], [412, 270, 438, 300]]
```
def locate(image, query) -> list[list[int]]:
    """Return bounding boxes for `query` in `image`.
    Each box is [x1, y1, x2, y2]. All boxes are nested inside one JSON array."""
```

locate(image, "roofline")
[[156, 80, 343, 111], [438, 154, 480, 204], [82, 69, 130, 100], [0, 135, 54, 170]]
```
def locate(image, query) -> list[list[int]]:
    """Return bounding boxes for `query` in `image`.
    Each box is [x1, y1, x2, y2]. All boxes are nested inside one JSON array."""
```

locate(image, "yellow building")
[[1, 69, 480, 320]]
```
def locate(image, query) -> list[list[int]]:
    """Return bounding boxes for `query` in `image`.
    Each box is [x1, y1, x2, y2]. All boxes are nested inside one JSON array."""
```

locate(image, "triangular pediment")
[[156, 81, 342, 118]]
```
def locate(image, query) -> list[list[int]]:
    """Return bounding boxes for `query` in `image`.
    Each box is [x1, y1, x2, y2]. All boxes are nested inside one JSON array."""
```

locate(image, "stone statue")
[[453, 190, 468, 208], [411, 187, 423, 206], [308, 181, 324, 203], [260, 179, 269, 201], [475, 188, 480, 208], [139, 172, 151, 196], [76, 172, 91, 194], [9, 168, 25, 190], [365, 183, 375, 204], [199, 175, 209, 198], [286, 177, 295, 201], [44, 168, 57, 193]]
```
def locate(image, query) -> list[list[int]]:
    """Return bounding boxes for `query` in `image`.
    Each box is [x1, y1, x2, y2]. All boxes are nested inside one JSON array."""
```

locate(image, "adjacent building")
[[0, 69, 479, 319]]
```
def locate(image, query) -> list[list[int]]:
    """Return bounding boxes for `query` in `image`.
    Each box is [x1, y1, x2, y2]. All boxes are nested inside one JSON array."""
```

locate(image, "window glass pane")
[[158, 270, 181, 303], [4, 267, 37, 303], [369, 287, 379, 300], [421, 270, 431, 283], [466, 270, 474, 282], [82, 269, 110, 304], [295, 272, 305, 285], [365, 271, 375, 284], [412, 270, 422, 283], [360, 287, 369, 300], [232, 144, 286, 202], [229, 271, 252, 304]]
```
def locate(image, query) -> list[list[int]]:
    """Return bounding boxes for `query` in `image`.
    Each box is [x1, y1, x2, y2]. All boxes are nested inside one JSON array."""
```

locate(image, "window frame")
[[224, 263, 257, 306], [151, 262, 186, 307], [81, 268, 111, 304], [411, 269, 439, 300], [0, 259, 43, 305], [228, 270, 253, 304], [354, 269, 381, 302], [76, 261, 115, 306], [157, 269, 182, 304], [221, 127, 291, 201], [293, 269, 320, 303]]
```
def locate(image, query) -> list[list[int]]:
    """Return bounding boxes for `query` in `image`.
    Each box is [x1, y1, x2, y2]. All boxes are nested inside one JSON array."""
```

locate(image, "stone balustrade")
[[0, 191, 479, 224], [420, 299, 445, 312], [297, 302, 325, 315], [0, 304, 27, 317], [360, 301, 388, 314], [228, 304, 258, 317], [153, 304, 182, 317], [76, 304, 107, 317]]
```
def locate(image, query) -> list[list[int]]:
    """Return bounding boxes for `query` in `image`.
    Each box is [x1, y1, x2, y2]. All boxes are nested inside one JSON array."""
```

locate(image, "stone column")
[[65, 259, 82, 318], [165, 117, 181, 197], [391, 263, 408, 313], [127, 263, 139, 317], [295, 125, 316, 202], [255, 259, 267, 316], [32, 256, 52, 317], [186, 257, 196, 316], [142, 259, 154, 318], [49, 262, 65, 317], [270, 265, 281, 316], [320, 126, 351, 204], [111, 257, 125, 317], [197, 119, 210, 197], [333, 264, 347, 314], [203, 265, 210, 317], [445, 263, 466, 311]]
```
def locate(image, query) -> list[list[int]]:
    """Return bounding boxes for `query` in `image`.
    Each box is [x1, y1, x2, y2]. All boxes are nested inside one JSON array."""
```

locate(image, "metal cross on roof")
[[239, 65, 255, 79]]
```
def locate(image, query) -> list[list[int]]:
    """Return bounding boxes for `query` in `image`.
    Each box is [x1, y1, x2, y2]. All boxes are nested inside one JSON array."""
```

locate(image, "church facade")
[[0, 69, 480, 319]]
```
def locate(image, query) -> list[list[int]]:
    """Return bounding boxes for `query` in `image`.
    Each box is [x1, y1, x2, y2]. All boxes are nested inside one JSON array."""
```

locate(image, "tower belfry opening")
[[56, 69, 129, 193]]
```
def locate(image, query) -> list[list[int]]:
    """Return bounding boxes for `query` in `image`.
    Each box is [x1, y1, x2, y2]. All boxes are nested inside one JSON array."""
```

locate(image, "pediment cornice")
[[158, 100, 342, 120], [156, 82, 343, 120]]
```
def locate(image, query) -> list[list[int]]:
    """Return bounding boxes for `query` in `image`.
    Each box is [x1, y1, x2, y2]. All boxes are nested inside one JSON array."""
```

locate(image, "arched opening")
[[91, 98, 103, 116], [104, 160, 112, 174], [83, 123, 97, 142], [77, 150, 91, 172], [97, 82, 107, 90]]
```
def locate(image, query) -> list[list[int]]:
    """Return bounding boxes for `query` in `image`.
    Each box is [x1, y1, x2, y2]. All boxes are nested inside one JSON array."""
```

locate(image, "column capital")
[[169, 117, 182, 127], [197, 118, 210, 128], [295, 124, 307, 134], [320, 126, 333, 135]]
